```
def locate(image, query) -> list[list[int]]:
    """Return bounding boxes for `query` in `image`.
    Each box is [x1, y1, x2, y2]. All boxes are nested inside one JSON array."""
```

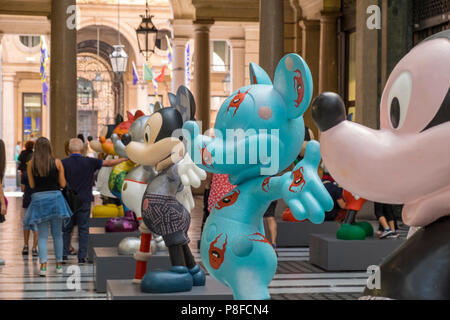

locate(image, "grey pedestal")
[[106, 277, 234, 300], [90, 217, 110, 228], [309, 233, 405, 271], [276, 221, 340, 247], [88, 227, 140, 262], [94, 247, 171, 293]]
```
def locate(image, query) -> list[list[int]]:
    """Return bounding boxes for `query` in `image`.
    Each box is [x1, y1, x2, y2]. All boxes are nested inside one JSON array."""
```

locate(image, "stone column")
[[172, 37, 188, 91], [299, 19, 320, 138], [193, 21, 213, 132], [259, 0, 284, 79], [319, 11, 340, 94], [355, 0, 381, 129], [229, 39, 246, 91], [50, 0, 77, 159], [2, 73, 16, 176]]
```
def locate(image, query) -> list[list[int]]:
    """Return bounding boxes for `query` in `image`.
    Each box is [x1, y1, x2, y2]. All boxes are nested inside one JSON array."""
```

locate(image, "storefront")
[[22, 92, 42, 142], [338, 0, 356, 119]]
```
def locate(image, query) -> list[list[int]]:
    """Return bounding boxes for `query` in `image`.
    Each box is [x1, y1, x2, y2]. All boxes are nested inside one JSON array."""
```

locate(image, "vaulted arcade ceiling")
[[0, 0, 261, 21]]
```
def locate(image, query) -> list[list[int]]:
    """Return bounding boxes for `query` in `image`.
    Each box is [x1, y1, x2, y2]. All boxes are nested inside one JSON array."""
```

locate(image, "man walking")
[[62, 138, 127, 263]]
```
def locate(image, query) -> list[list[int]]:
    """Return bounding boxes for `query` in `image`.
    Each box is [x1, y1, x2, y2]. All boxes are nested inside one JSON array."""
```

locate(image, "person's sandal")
[[22, 246, 29, 255], [32, 248, 38, 257], [69, 247, 77, 255]]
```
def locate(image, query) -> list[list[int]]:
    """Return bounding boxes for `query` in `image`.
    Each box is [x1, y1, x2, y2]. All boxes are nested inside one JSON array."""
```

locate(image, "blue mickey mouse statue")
[[182, 53, 334, 300]]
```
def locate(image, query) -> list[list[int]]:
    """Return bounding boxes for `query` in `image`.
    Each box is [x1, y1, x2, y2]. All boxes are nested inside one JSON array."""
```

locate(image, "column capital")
[[228, 38, 246, 49], [172, 37, 190, 47], [320, 11, 341, 23], [299, 19, 320, 31], [2, 72, 16, 82], [193, 19, 214, 33]]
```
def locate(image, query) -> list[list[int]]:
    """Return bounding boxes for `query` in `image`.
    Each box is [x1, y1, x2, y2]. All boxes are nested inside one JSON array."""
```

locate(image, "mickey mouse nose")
[[121, 134, 132, 146], [312, 92, 347, 132]]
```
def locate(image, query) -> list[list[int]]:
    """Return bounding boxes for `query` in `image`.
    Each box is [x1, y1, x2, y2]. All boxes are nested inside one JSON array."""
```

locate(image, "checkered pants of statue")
[[141, 193, 191, 246]]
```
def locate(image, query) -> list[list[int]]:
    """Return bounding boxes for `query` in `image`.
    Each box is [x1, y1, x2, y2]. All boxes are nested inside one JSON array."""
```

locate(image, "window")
[[19, 35, 40, 48], [23, 93, 42, 142], [155, 29, 172, 51], [212, 41, 230, 72]]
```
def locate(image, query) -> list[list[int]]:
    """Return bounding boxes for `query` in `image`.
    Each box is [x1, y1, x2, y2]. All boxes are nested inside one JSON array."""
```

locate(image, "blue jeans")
[[63, 202, 91, 260], [37, 218, 63, 264]]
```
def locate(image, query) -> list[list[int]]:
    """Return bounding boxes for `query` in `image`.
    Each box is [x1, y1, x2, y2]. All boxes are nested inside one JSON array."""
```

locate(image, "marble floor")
[[0, 178, 407, 300]]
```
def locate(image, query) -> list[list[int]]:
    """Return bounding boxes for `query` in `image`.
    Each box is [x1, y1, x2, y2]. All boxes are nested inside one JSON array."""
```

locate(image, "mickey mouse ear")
[[274, 54, 313, 119], [153, 101, 163, 112], [175, 86, 196, 122], [249, 62, 272, 85], [168, 92, 177, 108]]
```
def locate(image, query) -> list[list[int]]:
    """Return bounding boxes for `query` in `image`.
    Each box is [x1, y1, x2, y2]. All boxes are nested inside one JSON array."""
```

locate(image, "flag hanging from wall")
[[40, 35, 50, 106], [185, 43, 191, 87], [132, 61, 139, 85], [155, 66, 166, 82], [144, 62, 159, 100], [143, 62, 153, 81]]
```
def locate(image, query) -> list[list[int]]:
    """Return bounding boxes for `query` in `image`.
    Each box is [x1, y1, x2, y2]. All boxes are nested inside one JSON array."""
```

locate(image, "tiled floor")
[[0, 178, 406, 300]]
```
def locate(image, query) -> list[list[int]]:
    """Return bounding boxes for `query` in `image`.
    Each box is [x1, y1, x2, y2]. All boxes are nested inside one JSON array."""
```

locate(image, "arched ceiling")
[[77, 24, 137, 74], [169, 0, 196, 20], [191, 0, 259, 22], [0, 0, 262, 22]]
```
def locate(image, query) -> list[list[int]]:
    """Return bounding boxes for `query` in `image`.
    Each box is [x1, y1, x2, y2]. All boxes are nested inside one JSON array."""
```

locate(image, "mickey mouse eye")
[[387, 71, 412, 129], [233, 98, 241, 104], [144, 125, 151, 143], [390, 98, 400, 128]]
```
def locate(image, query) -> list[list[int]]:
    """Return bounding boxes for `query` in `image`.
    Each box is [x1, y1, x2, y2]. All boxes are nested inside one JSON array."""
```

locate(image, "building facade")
[[0, 0, 448, 177]]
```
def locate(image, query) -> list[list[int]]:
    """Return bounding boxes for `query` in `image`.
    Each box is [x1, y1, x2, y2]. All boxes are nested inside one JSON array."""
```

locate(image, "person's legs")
[[37, 222, 49, 266], [76, 202, 91, 261], [69, 231, 75, 254], [23, 229, 30, 254], [50, 218, 64, 263], [376, 204, 395, 239], [384, 204, 397, 231], [375, 202, 390, 229], [378, 216, 390, 230], [266, 217, 277, 246], [24, 229, 30, 246], [62, 214, 75, 257], [388, 220, 396, 230], [32, 230, 38, 250]]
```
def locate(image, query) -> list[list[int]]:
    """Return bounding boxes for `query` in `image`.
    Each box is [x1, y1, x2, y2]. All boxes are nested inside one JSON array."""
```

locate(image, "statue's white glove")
[[177, 154, 206, 188], [176, 186, 196, 212]]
